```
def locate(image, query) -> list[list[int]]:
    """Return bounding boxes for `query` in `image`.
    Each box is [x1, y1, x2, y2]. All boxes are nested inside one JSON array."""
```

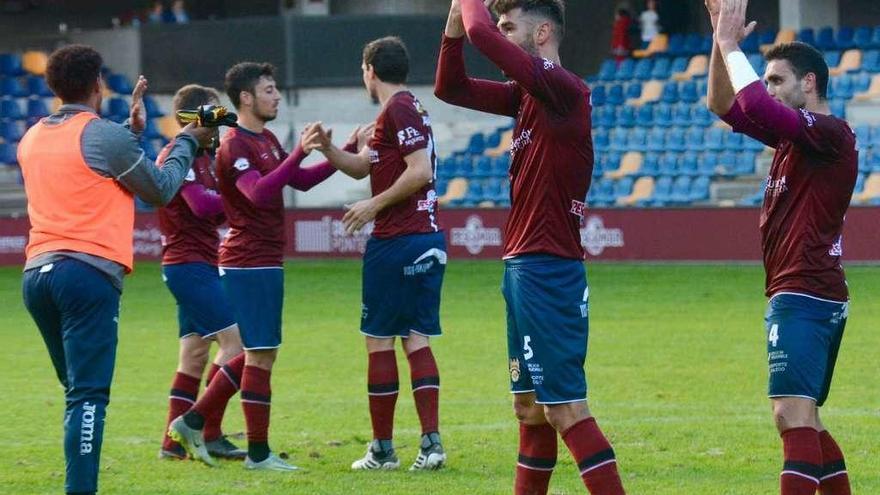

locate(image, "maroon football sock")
[[368, 350, 398, 441], [162, 372, 200, 451], [191, 353, 244, 422], [818, 430, 851, 495], [561, 417, 625, 495], [407, 347, 439, 435], [202, 363, 225, 442], [241, 365, 272, 444], [780, 427, 822, 495], [515, 422, 557, 495]]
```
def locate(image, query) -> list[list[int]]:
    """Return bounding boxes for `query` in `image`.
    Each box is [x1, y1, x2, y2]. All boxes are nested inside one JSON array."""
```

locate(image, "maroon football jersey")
[[760, 109, 857, 300], [369, 91, 441, 238], [157, 142, 223, 265], [216, 127, 289, 267]]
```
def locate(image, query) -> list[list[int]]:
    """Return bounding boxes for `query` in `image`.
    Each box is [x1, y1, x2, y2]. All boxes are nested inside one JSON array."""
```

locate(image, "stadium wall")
[[2, 208, 880, 264]]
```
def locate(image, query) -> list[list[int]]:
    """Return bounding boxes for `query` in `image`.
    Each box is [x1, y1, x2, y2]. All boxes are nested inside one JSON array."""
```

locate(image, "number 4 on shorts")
[[768, 323, 780, 347]]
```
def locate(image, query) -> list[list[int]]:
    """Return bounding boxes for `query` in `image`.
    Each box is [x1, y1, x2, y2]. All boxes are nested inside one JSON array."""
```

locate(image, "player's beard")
[[518, 36, 539, 57], [369, 86, 379, 105], [257, 106, 277, 123]]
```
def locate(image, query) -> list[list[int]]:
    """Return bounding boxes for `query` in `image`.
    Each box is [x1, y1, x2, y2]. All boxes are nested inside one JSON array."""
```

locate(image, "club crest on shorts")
[[509, 358, 521, 382]]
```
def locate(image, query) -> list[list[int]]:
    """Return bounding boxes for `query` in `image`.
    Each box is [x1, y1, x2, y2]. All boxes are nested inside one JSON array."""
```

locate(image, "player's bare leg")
[[512, 392, 556, 494], [403, 333, 445, 470], [352, 336, 401, 470], [545, 401, 625, 494]]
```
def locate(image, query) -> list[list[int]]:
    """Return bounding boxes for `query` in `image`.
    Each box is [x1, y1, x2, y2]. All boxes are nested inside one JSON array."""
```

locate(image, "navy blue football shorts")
[[219, 266, 283, 350], [163, 262, 236, 339], [361, 231, 446, 339], [503, 254, 590, 405], [765, 292, 848, 407]]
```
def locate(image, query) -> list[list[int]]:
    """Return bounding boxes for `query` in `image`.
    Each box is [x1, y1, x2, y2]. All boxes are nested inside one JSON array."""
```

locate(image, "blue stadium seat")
[[824, 51, 842, 69], [589, 177, 613, 206], [683, 33, 704, 56], [853, 26, 873, 49], [665, 127, 686, 152], [452, 155, 471, 177], [636, 104, 654, 127], [463, 180, 485, 205], [107, 97, 129, 119], [0, 98, 24, 120], [679, 81, 699, 103], [667, 34, 687, 57], [597, 59, 617, 81], [26, 98, 49, 120], [717, 150, 737, 176], [696, 77, 709, 97], [640, 153, 659, 177], [0, 120, 23, 142], [736, 152, 757, 175], [593, 127, 609, 151], [491, 155, 509, 177], [698, 152, 718, 176], [743, 134, 766, 152], [833, 74, 854, 99], [658, 152, 679, 176], [143, 95, 164, 118], [615, 59, 635, 80], [0, 54, 25, 77], [633, 58, 654, 80], [661, 82, 680, 103], [653, 103, 673, 127], [435, 177, 448, 196], [830, 98, 846, 118], [670, 56, 690, 74], [0, 142, 18, 165], [758, 30, 777, 46], [0, 77, 27, 97], [484, 177, 505, 202], [592, 154, 606, 177], [857, 150, 871, 173], [467, 133, 486, 155], [608, 128, 628, 152], [106, 73, 134, 94], [723, 130, 744, 151], [646, 128, 666, 152], [704, 127, 724, 152], [685, 126, 703, 151], [625, 81, 643, 100], [869, 124, 880, 147], [747, 53, 766, 75], [617, 105, 636, 128], [650, 175, 674, 206], [613, 176, 635, 200], [836, 26, 855, 50], [438, 156, 456, 179], [680, 151, 699, 177], [25, 75, 53, 97], [650, 57, 671, 79], [692, 104, 715, 127], [854, 124, 871, 146], [817, 27, 836, 51], [854, 71, 872, 93], [591, 84, 606, 106], [669, 176, 693, 204], [871, 27, 880, 49], [593, 106, 614, 128], [472, 155, 492, 178], [690, 176, 711, 202], [854, 172, 866, 193], [740, 32, 760, 53], [607, 83, 625, 105], [870, 150, 880, 172], [627, 127, 648, 151], [672, 102, 692, 127], [798, 28, 816, 47], [604, 151, 622, 174]]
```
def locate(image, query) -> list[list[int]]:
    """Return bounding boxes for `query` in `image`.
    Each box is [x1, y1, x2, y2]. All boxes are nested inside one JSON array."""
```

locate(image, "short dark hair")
[[172, 84, 220, 126], [46, 44, 103, 103], [224, 62, 276, 109], [764, 41, 829, 99], [494, 0, 566, 40], [363, 36, 409, 85]]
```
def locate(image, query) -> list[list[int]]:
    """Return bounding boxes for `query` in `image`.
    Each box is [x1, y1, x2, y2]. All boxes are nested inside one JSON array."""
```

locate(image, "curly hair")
[[224, 62, 276, 109], [45, 44, 103, 103], [363, 36, 409, 85], [493, 0, 565, 39], [765, 41, 829, 99]]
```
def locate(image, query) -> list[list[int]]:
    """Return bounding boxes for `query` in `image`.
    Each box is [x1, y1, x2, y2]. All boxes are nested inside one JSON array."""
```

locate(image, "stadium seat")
[[680, 151, 699, 176], [670, 57, 690, 75], [817, 26, 836, 51], [854, 73, 880, 101], [723, 130, 744, 151], [689, 175, 712, 202], [829, 98, 846, 118], [673, 103, 692, 127], [605, 151, 643, 179], [628, 80, 663, 105], [627, 127, 647, 153], [758, 30, 778, 46], [665, 127, 686, 152], [682, 33, 704, 56], [646, 127, 666, 152], [0, 98, 24, 120], [854, 71, 872, 93], [22, 51, 48, 76], [668, 176, 693, 204], [633, 58, 654, 80], [590, 177, 615, 205], [608, 128, 628, 152], [0, 53, 25, 77], [685, 126, 704, 151], [650, 57, 672, 79], [617, 176, 654, 206], [438, 177, 468, 205], [615, 59, 635, 80], [854, 172, 866, 194], [851, 172, 880, 204], [736, 151, 757, 175], [762, 29, 795, 53], [491, 155, 509, 177], [660, 82, 680, 104], [143, 95, 164, 118], [106, 74, 134, 94], [871, 27, 880, 50], [591, 84, 606, 106], [485, 130, 502, 150], [717, 150, 737, 176], [593, 127, 610, 150], [640, 153, 660, 176], [633, 33, 668, 58], [658, 152, 679, 175], [741, 32, 760, 53], [26, 75, 53, 97], [593, 106, 613, 128], [854, 124, 871, 146], [704, 127, 725, 152], [612, 176, 635, 201], [692, 104, 715, 127], [597, 59, 617, 81], [466, 133, 486, 155], [853, 27, 873, 49], [857, 150, 871, 173], [0, 120, 23, 142], [653, 103, 673, 127], [0, 77, 27, 97], [798, 27, 816, 47], [672, 55, 708, 81], [26, 98, 49, 120], [472, 155, 492, 178], [107, 97, 129, 120], [0, 142, 17, 165], [869, 124, 880, 147], [650, 175, 674, 205], [698, 152, 719, 176], [837, 26, 856, 50], [616, 105, 636, 128], [679, 80, 699, 103], [607, 84, 625, 105], [666, 34, 687, 57], [824, 51, 842, 69], [635, 104, 654, 127], [829, 49, 861, 76], [624, 82, 643, 100]]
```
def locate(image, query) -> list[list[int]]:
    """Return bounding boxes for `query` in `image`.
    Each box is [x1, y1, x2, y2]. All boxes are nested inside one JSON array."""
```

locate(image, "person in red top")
[[169, 62, 354, 471], [435, 1, 626, 494], [611, 8, 634, 63], [157, 84, 245, 462], [706, 1, 857, 494], [306, 36, 447, 472]]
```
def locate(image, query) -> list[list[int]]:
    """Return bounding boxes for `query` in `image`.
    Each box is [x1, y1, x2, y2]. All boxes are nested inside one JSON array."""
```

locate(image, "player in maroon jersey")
[[157, 84, 245, 461], [305, 36, 448, 472], [435, 1, 626, 493], [706, 1, 857, 494], [169, 62, 358, 471]]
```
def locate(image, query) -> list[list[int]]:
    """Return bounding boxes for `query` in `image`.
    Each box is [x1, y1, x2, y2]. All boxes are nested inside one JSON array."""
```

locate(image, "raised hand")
[[705, 0, 721, 30], [354, 122, 375, 151], [129, 75, 148, 134], [445, 0, 466, 38], [716, 0, 757, 48], [301, 122, 333, 154]]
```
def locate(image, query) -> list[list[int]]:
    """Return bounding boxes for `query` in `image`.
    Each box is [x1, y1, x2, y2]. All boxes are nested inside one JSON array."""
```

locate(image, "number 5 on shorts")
[[523, 335, 534, 360], [768, 323, 780, 347]]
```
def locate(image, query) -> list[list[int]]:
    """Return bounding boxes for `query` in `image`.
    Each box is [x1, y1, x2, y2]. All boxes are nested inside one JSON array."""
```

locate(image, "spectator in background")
[[639, 0, 660, 48], [171, 0, 190, 24], [148, 1, 165, 23], [611, 7, 634, 64]]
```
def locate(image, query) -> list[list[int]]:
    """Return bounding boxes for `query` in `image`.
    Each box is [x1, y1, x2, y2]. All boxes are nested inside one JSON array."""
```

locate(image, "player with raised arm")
[[305, 36, 447, 472], [157, 84, 245, 462], [705, 1, 857, 494], [435, 1, 625, 494], [169, 62, 356, 471]]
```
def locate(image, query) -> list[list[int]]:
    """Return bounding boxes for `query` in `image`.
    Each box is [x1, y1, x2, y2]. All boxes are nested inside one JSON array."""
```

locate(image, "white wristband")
[[724, 50, 760, 93]]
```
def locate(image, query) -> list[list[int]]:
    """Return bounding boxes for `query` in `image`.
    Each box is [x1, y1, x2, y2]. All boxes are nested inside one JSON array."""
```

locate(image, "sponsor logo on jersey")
[[542, 58, 556, 70], [80, 402, 97, 454], [829, 234, 843, 256], [570, 199, 586, 218], [397, 126, 426, 147], [510, 129, 533, 158], [368, 148, 380, 164], [580, 215, 624, 256], [450, 215, 502, 255], [417, 190, 438, 212], [765, 175, 788, 197], [800, 108, 816, 127], [509, 358, 521, 383], [233, 157, 251, 171]]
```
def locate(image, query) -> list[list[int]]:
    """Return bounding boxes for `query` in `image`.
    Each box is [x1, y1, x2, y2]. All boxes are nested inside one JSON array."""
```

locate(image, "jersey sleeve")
[[219, 137, 259, 183], [794, 110, 855, 160], [385, 101, 431, 157]]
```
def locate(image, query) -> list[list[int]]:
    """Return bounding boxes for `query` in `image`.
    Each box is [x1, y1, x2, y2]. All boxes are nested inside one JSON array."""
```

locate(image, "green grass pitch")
[[2, 261, 878, 494]]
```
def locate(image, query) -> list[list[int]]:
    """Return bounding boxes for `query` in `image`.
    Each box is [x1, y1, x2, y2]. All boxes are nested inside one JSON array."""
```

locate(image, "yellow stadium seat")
[[22, 50, 48, 76], [852, 173, 880, 204], [761, 30, 796, 53], [605, 151, 643, 179], [439, 177, 468, 206], [854, 74, 880, 101], [157, 115, 181, 140], [486, 130, 513, 157], [672, 55, 708, 81], [829, 49, 861, 76], [627, 80, 663, 106], [616, 176, 655, 206], [633, 34, 668, 58]]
